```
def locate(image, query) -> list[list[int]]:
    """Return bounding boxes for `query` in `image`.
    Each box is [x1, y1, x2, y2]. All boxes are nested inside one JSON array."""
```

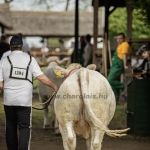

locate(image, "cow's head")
[[53, 63, 81, 78], [46, 56, 60, 64], [57, 57, 70, 66], [46, 56, 70, 66], [53, 64, 96, 78]]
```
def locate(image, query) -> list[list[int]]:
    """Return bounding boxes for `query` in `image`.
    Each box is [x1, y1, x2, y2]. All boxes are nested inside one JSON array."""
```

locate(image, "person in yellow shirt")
[[108, 33, 130, 103]]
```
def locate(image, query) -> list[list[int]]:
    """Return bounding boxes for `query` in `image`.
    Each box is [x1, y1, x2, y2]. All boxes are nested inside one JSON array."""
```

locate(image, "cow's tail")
[[79, 68, 130, 137]]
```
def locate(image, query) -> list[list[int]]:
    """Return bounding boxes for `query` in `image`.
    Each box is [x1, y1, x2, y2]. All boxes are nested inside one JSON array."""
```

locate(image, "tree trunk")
[[65, 0, 70, 11]]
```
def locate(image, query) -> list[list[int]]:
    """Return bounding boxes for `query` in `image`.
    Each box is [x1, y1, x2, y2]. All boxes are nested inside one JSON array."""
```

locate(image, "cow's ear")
[[53, 66, 69, 78], [86, 64, 96, 70], [41, 54, 47, 64]]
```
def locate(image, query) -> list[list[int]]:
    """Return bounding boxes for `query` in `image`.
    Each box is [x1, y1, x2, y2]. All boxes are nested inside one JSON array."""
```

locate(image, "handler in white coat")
[[0, 35, 58, 150]]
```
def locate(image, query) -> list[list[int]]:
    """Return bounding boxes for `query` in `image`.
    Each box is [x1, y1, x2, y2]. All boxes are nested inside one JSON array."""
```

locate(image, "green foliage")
[[109, 105, 126, 129], [109, 8, 127, 39], [0, 103, 5, 126], [130, 0, 150, 26], [47, 38, 61, 50], [109, 8, 150, 39]]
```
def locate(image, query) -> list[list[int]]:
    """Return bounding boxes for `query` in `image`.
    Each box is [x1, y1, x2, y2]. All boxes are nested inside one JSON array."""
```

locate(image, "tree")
[[109, 8, 150, 39], [34, 0, 91, 11], [4, 0, 13, 2], [30, 0, 71, 10], [130, 0, 150, 26], [10, 0, 92, 11]]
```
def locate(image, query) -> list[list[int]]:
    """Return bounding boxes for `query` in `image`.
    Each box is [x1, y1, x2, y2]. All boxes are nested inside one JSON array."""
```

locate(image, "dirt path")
[[0, 93, 150, 150], [1, 126, 150, 150]]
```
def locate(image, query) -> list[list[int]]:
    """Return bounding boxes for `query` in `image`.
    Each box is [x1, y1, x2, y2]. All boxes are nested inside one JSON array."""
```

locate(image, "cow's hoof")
[[43, 125, 50, 129], [51, 120, 55, 128], [55, 128, 61, 136]]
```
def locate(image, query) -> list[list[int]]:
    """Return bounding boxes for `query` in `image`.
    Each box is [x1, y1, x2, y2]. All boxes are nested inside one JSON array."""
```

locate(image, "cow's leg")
[[59, 122, 76, 150], [66, 122, 76, 150], [86, 134, 91, 150], [59, 125, 70, 150], [39, 96, 50, 129], [90, 127, 104, 150], [43, 104, 50, 128], [54, 117, 59, 128], [54, 118, 60, 135]]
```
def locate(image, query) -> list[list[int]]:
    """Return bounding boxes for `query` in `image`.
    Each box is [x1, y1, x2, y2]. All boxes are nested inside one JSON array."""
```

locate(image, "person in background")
[[0, 34, 10, 59], [136, 42, 150, 55], [140, 47, 150, 78], [133, 42, 150, 73], [0, 35, 59, 150], [107, 33, 130, 103], [83, 34, 93, 67], [1, 33, 30, 60], [1, 50, 11, 60], [78, 35, 86, 66], [18, 33, 30, 54]]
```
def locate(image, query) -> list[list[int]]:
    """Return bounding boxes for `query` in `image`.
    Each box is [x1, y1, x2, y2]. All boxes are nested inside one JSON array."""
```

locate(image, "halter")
[[66, 68, 77, 78]]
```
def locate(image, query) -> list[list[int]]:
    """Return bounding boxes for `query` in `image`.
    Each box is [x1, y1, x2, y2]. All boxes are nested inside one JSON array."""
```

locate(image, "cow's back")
[[54, 71, 82, 123], [55, 69, 116, 129]]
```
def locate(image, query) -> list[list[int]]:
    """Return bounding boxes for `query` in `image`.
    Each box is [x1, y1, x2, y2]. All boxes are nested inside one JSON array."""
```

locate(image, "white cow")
[[37, 56, 71, 132], [53, 64, 129, 150]]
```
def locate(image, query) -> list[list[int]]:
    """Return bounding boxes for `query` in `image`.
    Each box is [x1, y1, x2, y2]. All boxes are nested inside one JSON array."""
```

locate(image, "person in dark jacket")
[[140, 47, 150, 78], [0, 34, 10, 59]]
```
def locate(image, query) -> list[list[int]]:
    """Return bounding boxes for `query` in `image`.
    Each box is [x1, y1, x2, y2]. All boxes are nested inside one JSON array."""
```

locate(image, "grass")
[[109, 105, 127, 129], [0, 104, 55, 128], [0, 103, 126, 129], [32, 105, 126, 129], [0, 103, 5, 126], [32, 106, 54, 127], [1, 102, 150, 141]]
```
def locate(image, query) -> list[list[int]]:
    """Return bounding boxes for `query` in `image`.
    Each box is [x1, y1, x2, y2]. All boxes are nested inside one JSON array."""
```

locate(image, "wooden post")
[[104, 0, 109, 36], [101, 36, 105, 75], [74, 0, 79, 63], [101, 33, 108, 77], [93, 0, 99, 65], [108, 40, 112, 67], [104, 33, 108, 77], [126, 0, 133, 67]]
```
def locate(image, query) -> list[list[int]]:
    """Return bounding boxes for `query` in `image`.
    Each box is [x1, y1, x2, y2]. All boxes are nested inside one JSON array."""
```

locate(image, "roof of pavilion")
[[3, 8, 103, 37], [0, 3, 12, 29]]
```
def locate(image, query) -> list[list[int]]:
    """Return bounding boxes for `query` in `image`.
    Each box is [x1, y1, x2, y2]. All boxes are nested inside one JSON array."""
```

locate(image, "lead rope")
[[32, 92, 57, 110]]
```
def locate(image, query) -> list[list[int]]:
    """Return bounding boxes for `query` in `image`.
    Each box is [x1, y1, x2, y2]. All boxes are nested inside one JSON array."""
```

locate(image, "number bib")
[[11, 67, 27, 79], [7, 56, 33, 84]]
